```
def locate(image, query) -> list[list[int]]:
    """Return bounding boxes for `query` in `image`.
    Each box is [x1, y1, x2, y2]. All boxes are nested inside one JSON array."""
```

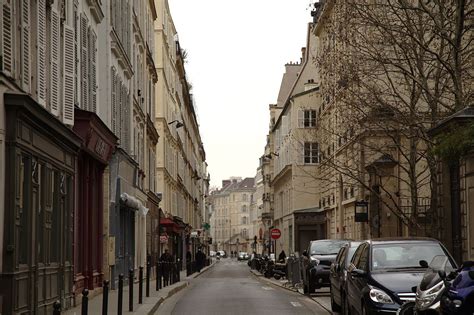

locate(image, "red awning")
[[160, 218, 177, 227]]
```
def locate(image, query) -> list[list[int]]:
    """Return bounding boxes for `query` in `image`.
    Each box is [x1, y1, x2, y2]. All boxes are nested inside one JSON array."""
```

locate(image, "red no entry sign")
[[270, 228, 281, 240]]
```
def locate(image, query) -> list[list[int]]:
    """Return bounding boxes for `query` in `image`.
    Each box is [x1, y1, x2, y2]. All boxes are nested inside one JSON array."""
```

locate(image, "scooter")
[[414, 255, 456, 314], [440, 261, 474, 314]]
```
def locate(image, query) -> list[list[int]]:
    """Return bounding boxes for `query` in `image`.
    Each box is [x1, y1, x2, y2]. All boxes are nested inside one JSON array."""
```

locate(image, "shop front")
[[1, 93, 81, 313], [73, 109, 117, 295]]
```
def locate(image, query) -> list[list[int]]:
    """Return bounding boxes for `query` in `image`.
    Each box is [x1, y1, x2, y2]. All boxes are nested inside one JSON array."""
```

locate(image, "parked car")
[[345, 238, 456, 315], [302, 239, 351, 294], [209, 250, 216, 257], [329, 241, 362, 312], [238, 252, 249, 261], [218, 250, 226, 258]]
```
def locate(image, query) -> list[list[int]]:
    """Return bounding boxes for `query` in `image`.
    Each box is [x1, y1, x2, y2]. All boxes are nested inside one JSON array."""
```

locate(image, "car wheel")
[[331, 289, 341, 312]]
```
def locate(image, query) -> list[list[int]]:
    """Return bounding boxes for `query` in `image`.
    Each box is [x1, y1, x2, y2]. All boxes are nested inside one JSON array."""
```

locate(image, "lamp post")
[[168, 120, 184, 128]]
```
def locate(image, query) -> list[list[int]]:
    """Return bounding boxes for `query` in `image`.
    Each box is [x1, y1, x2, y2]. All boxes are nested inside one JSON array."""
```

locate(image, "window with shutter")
[[73, 2, 79, 106], [111, 67, 117, 133], [88, 29, 97, 113], [50, 8, 60, 116], [63, 25, 75, 125], [297, 109, 304, 128], [20, 0, 30, 92], [37, 0, 47, 106], [1, 0, 14, 76], [80, 14, 88, 110]]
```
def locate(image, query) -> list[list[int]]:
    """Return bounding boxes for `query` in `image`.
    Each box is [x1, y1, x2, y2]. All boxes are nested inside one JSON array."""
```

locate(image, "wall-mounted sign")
[[160, 235, 169, 243]]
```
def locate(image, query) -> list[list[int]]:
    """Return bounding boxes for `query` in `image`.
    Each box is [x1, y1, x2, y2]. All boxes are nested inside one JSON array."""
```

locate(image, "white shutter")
[[298, 109, 304, 128], [50, 8, 60, 116], [298, 141, 305, 165], [80, 14, 88, 110], [63, 25, 75, 125], [111, 68, 117, 133], [88, 29, 97, 113], [37, 0, 47, 106], [20, 0, 30, 92], [1, 0, 13, 76]]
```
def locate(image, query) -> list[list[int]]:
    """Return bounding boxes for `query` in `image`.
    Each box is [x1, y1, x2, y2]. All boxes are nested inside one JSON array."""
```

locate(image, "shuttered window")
[[80, 14, 88, 110], [1, 0, 14, 76], [20, 0, 30, 92], [50, 8, 60, 116], [111, 67, 117, 133], [37, 0, 47, 106], [88, 29, 97, 113], [63, 25, 75, 125]]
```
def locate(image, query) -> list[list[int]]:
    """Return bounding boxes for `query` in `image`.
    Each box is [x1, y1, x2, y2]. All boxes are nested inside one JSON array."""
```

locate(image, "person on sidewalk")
[[195, 248, 206, 272], [160, 249, 172, 286], [278, 250, 286, 263]]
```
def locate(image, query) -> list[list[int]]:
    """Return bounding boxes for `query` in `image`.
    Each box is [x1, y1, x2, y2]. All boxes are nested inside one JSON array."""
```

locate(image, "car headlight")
[[310, 256, 320, 265], [369, 285, 394, 304], [416, 282, 445, 309]]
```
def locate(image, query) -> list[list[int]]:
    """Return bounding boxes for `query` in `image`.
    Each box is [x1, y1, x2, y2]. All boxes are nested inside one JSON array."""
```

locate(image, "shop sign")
[[160, 235, 169, 243]]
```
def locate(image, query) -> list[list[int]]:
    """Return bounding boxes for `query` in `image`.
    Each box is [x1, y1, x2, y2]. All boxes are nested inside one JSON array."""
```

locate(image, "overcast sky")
[[168, 1, 314, 188]]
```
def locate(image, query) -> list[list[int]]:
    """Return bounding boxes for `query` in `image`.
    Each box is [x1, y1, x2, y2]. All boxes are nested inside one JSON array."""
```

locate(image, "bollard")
[[146, 261, 150, 297], [176, 261, 180, 282], [118, 274, 124, 315], [81, 289, 89, 315], [53, 300, 61, 315], [138, 266, 143, 304], [129, 269, 134, 312], [156, 262, 160, 291], [102, 280, 109, 315]]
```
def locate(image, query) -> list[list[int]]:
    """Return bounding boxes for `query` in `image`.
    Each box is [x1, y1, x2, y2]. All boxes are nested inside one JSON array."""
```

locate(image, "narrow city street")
[[157, 258, 328, 315]]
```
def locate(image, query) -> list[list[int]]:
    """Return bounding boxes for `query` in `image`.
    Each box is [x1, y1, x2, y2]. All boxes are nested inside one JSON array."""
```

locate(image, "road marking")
[[291, 302, 302, 307], [262, 286, 274, 290]]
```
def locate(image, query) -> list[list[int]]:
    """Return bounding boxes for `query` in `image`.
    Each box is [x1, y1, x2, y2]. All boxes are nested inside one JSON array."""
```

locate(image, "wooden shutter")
[[88, 29, 97, 113], [20, 0, 30, 92], [63, 25, 75, 125], [1, 0, 13, 76], [80, 14, 88, 110], [50, 8, 60, 116], [37, 0, 47, 106]]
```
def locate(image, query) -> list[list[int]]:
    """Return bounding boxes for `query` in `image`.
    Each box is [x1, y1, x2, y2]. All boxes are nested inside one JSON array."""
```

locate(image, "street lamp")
[[263, 152, 279, 159], [168, 120, 184, 128]]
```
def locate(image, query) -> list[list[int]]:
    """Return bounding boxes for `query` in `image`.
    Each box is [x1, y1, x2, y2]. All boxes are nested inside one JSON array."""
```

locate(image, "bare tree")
[[299, 0, 473, 236]]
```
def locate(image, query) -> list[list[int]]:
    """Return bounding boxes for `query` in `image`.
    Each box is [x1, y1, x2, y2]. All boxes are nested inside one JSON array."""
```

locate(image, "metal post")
[[53, 301, 61, 315], [118, 274, 124, 315], [146, 261, 150, 297], [129, 269, 134, 312], [102, 280, 109, 315], [139, 266, 143, 304], [156, 262, 160, 291], [176, 261, 180, 282], [81, 289, 89, 315]]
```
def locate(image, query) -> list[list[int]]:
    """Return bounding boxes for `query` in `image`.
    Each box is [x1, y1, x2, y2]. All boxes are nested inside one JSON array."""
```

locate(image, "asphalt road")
[[157, 258, 329, 315]]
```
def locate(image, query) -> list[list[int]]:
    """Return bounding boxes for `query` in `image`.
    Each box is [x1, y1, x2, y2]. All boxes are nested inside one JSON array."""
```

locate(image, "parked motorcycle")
[[440, 261, 474, 314], [272, 262, 287, 280], [415, 255, 456, 314]]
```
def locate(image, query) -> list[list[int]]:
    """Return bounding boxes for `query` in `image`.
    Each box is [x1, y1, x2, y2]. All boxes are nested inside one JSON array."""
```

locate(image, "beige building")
[[210, 178, 255, 253], [153, 0, 208, 264]]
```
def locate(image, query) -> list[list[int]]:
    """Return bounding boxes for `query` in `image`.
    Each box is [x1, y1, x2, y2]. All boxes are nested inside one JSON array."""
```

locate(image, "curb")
[[147, 282, 189, 315], [250, 269, 331, 314], [192, 261, 216, 278]]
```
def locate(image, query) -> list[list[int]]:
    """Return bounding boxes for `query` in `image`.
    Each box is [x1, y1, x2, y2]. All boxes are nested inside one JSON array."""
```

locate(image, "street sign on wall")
[[160, 235, 169, 243], [270, 228, 281, 240]]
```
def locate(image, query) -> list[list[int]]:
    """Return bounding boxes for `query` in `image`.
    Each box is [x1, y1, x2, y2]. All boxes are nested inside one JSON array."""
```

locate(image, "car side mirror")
[[303, 250, 309, 258], [351, 268, 366, 277], [419, 260, 428, 268], [411, 286, 417, 293]]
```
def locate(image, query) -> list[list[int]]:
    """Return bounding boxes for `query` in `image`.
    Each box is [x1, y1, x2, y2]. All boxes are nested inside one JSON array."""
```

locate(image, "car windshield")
[[310, 240, 348, 255], [371, 243, 454, 270]]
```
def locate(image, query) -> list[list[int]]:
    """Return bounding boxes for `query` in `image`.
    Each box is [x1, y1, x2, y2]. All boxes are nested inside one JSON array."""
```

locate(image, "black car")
[[330, 241, 362, 312], [302, 239, 350, 294], [345, 238, 456, 315]]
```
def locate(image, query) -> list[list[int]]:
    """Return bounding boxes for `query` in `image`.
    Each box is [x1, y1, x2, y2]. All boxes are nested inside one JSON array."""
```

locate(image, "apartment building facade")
[[0, 0, 159, 311], [154, 0, 208, 266]]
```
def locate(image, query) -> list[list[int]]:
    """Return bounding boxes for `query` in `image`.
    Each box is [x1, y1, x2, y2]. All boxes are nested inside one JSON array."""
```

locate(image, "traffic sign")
[[270, 228, 281, 240]]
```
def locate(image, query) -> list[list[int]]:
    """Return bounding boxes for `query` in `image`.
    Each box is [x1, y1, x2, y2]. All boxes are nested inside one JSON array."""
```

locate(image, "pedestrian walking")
[[195, 248, 206, 272], [160, 249, 172, 286]]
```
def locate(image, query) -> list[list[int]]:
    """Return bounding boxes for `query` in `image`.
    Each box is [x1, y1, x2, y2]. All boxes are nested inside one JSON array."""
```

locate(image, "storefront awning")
[[160, 217, 177, 227], [120, 193, 149, 217]]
